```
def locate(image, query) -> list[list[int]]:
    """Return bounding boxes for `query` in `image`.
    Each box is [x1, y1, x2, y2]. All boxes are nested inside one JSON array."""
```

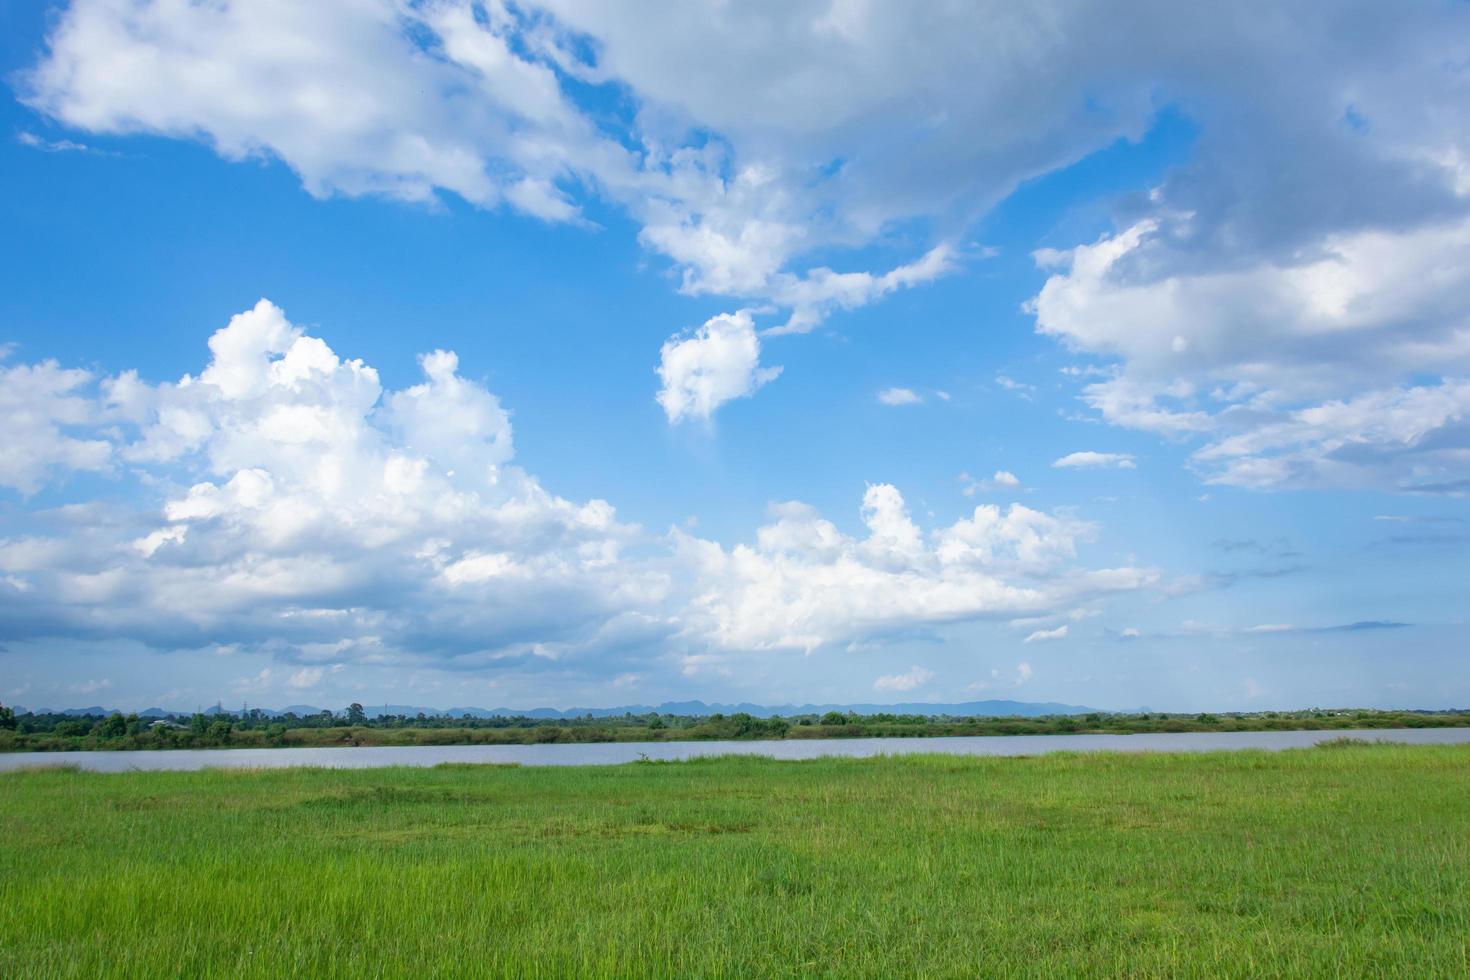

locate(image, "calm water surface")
[[4, 727, 1469, 772]]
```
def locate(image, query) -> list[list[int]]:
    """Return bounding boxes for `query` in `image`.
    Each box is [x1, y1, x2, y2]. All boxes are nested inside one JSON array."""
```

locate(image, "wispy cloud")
[[1176, 620, 1410, 638], [877, 387, 922, 406], [1373, 515, 1464, 524], [1053, 451, 1136, 470], [17, 130, 97, 153], [995, 374, 1036, 400], [960, 470, 1022, 496]]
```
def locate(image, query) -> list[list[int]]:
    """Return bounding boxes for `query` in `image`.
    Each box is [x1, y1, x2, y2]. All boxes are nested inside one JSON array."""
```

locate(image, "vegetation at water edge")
[[2, 700, 1466, 752]]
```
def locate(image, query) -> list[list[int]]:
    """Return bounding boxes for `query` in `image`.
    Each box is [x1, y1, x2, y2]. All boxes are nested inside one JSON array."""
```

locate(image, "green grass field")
[[3, 744, 1468, 977]]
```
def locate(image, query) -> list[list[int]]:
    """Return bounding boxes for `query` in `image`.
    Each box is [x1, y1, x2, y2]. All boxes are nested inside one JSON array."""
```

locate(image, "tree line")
[[1, 701, 1466, 752]]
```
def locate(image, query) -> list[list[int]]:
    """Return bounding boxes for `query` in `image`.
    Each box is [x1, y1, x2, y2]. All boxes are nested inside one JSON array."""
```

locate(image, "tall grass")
[[3, 745, 1469, 977]]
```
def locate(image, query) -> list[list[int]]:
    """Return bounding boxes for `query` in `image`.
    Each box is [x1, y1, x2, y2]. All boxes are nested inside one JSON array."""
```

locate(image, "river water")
[[3, 726, 1469, 773]]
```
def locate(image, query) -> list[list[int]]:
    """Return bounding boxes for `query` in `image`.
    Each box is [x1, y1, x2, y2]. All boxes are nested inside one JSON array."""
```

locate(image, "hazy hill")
[[18, 698, 1101, 719]]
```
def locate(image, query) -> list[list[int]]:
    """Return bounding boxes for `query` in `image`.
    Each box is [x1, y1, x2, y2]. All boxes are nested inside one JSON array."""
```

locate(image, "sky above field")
[[2, 1, 1469, 713]]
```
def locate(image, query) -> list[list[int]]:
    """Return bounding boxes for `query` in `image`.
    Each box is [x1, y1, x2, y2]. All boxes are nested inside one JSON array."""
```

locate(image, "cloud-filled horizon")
[[2, 1, 1467, 712]]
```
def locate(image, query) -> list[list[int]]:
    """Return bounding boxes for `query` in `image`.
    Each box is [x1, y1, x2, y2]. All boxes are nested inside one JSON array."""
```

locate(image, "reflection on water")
[[4, 727, 1469, 773]]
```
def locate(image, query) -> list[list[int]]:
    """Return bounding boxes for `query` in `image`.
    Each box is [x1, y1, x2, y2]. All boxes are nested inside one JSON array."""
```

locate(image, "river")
[[3, 726, 1469, 772]]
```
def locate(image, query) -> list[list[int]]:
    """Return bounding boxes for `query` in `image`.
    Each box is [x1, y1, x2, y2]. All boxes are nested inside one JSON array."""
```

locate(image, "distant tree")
[[92, 713, 128, 739], [819, 711, 847, 726], [346, 703, 367, 725], [0, 703, 15, 731], [647, 715, 665, 730]]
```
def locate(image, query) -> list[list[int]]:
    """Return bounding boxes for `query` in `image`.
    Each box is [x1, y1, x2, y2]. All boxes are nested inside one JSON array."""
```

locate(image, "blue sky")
[[1, 1, 1467, 713]]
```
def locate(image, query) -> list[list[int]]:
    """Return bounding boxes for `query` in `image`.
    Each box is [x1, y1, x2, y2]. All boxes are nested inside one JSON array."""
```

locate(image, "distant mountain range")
[[15, 698, 1103, 720]]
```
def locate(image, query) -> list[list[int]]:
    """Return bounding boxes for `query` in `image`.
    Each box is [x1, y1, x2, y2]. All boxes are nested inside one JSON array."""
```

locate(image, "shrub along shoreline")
[[1, 702, 1465, 752]]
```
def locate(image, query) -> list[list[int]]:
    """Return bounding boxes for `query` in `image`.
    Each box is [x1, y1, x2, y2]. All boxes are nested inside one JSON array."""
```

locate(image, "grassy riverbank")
[[3, 706, 1466, 752], [4, 744, 1469, 977]]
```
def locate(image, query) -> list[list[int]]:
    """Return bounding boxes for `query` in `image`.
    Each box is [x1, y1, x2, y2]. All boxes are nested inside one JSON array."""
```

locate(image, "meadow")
[[3, 743, 1468, 977]]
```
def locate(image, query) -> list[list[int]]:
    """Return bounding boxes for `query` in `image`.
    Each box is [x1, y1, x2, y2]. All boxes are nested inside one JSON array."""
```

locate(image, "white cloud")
[[17, 131, 93, 153], [22, 0, 585, 212], [676, 485, 1150, 652], [1014, 661, 1033, 686], [765, 244, 958, 336], [873, 665, 933, 693], [1034, 179, 1470, 492], [962, 470, 1022, 496], [1192, 381, 1470, 492], [28, 1, 1470, 429], [877, 387, 921, 406], [1053, 452, 1136, 470], [995, 375, 1035, 399], [0, 301, 1155, 683], [17, 0, 962, 368], [0, 357, 113, 493], [656, 311, 781, 423], [1023, 624, 1068, 644], [1, 300, 656, 667]]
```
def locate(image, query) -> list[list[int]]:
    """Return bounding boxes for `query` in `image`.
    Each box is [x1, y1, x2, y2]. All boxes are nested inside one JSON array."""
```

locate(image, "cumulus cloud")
[[877, 387, 921, 406], [0, 356, 113, 493], [0, 301, 1154, 684], [1018, 0, 1470, 493], [656, 311, 781, 423], [873, 665, 933, 693], [1053, 452, 1136, 470], [674, 484, 1152, 652], [1035, 217, 1470, 489], [1, 300, 656, 668]]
